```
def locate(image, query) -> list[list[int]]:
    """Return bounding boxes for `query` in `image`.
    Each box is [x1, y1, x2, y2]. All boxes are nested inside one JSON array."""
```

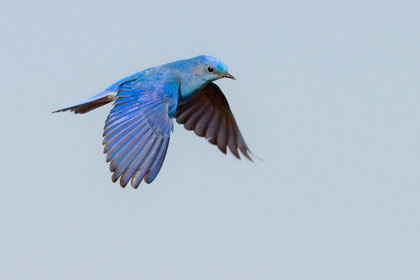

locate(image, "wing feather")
[[144, 136, 170, 183], [103, 81, 178, 188], [175, 82, 252, 160]]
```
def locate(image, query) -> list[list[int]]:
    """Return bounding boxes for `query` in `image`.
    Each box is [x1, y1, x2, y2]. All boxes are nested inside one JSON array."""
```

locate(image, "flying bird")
[[54, 55, 252, 188]]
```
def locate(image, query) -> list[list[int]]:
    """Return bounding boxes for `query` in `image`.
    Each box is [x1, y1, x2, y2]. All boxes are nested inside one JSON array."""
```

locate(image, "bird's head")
[[194, 55, 236, 82], [171, 55, 236, 98]]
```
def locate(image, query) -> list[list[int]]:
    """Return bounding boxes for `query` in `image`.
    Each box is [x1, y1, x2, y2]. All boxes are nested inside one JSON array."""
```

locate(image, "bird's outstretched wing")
[[103, 83, 178, 188], [175, 82, 252, 160]]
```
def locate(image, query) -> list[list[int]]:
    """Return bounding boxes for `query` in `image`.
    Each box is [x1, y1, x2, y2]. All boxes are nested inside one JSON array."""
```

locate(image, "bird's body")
[[55, 55, 251, 188]]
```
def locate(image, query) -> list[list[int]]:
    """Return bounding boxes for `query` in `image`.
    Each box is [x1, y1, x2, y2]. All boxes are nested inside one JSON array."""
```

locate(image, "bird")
[[54, 55, 252, 188]]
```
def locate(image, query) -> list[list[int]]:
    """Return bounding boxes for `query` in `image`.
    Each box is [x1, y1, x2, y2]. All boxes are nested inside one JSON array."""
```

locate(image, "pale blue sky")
[[1, 0, 420, 279]]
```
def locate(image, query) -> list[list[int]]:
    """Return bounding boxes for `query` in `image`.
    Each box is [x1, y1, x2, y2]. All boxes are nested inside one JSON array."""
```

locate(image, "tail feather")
[[53, 74, 141, 114], [53, 92, 116, 114]]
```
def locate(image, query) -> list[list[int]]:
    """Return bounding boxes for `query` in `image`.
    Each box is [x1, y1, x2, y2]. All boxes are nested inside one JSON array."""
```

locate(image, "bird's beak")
[[223, 72, 236, 80]]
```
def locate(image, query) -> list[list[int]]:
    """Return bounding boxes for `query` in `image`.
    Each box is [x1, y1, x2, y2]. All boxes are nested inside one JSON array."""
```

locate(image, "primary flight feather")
[[54, 55, 252, 188]]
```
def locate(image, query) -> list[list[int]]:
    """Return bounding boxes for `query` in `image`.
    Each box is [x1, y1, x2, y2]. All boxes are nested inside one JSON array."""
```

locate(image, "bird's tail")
[[53, 91, 117, 114]]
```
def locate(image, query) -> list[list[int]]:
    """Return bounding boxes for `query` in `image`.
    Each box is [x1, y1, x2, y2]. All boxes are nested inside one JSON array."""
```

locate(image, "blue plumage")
[[54, 55, 252, 188]]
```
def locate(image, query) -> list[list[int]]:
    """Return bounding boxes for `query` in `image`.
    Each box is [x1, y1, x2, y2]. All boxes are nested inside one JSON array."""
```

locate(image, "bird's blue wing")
[[103, 81, 179, 188]]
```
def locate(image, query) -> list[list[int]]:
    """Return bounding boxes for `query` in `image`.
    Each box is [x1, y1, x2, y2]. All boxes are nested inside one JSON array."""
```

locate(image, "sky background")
[[1, 0, 420, 279]]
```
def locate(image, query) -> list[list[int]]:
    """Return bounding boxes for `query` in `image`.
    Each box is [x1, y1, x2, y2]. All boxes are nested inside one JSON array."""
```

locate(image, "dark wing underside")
[[175, 82, 252, 160]]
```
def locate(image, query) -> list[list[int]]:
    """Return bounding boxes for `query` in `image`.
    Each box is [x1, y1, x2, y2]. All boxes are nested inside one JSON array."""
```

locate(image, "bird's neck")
[[163, 60, 209, 102], [179, 80, 209, 103]]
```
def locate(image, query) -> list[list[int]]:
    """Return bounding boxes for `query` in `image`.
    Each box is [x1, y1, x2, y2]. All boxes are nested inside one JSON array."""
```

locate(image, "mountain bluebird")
[[55, 55, 252, 188]]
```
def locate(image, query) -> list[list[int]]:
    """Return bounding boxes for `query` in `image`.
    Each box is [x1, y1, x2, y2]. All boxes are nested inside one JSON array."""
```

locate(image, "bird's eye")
[[207, 67, 214, 73]]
